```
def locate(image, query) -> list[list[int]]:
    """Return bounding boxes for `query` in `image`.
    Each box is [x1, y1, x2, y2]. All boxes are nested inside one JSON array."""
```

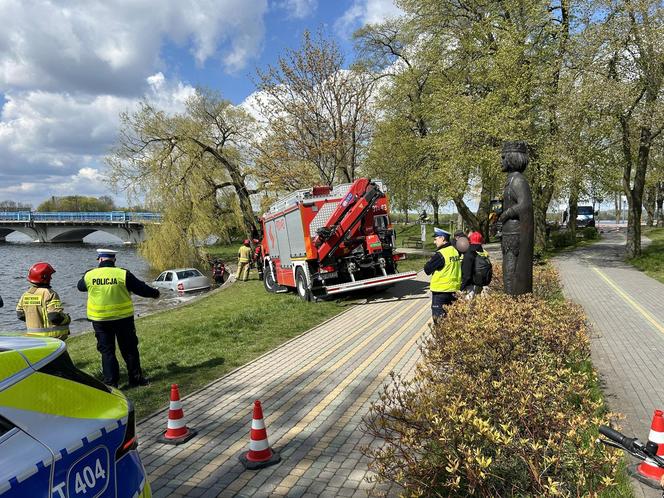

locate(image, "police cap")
[[96, 248, 118, 259]]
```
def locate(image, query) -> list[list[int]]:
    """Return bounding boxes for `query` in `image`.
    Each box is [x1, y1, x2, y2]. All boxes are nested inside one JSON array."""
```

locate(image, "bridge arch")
[[0, 226, 42, 242]]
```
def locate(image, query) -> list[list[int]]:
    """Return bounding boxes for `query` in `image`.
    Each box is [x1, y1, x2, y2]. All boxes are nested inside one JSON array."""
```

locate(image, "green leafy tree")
[[37, 195, 116, 212], [575, 0, 664, 256], [359, 0, 572, 246], [107, 89, 259, 269]]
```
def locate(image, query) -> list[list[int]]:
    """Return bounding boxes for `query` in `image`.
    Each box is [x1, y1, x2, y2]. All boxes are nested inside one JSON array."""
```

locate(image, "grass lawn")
[[397, 254, 428, 273], [204, 244, 242, 263], [629, 227, 664, 284], [393, 223, 437, 251], [67, 278, 346, 419]]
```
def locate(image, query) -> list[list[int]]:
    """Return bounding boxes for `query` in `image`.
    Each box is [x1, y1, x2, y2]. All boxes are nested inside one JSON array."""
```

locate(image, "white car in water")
[[153, 268, 211, 293]]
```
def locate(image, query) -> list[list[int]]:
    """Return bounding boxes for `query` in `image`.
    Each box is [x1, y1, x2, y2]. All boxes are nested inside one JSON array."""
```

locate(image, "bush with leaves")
[[363, 266, 621, 496], [582, 227, 600, 240], [550, 230, 577, 249]]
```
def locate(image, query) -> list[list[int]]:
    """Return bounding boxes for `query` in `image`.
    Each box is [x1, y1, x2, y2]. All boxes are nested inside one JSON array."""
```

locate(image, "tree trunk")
[[476, 173, 492, 241], [614, 193, 621, 224], [429, 196, 440, 225], [225, 164, 257, 240], [568, 185, 579, 238], [644, 184, 656, 227], [625, 200, 642, 257], [656, 182, 664, 227], [404, 209, 409, 224], [452, 196, 481, 234], [533, 186, 553, 251], [623, 123, 652, 258]]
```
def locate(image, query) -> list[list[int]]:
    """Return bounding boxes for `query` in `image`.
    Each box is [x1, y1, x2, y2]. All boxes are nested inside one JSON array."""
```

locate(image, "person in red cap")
[[461, 231, 492, 298], [237, 239, 252, 281], [16, 262, 71, 340]]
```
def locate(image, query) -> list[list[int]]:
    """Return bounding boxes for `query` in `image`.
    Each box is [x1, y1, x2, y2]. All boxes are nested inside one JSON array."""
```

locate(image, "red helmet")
[[469, 231, 484, 245], [28, 262, 56, 284], [252, 239, 259, 244], [243, 239, 250, 246]]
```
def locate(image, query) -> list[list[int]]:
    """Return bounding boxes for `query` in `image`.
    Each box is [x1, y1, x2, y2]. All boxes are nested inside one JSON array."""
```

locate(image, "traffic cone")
[[637, 409, 664, 482], [159, 384, 197, 445], [239, 400, 281, 470]]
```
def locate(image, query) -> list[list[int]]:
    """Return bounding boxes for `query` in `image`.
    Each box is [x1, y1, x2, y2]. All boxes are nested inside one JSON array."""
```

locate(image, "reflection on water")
[[0, 231, 205, 335]]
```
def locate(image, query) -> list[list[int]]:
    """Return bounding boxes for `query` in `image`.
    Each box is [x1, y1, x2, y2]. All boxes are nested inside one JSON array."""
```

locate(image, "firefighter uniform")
[[16, 286, 70, 340], [77, 248, 159, 388], [237, 241, 252, 281], [424, 228, 462, 320]]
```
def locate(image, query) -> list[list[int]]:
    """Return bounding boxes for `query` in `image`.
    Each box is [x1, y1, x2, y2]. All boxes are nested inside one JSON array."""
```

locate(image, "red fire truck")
[[260, 178, 418, 300]]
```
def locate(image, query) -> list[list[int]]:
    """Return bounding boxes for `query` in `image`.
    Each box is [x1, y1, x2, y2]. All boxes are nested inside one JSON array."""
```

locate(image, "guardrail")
[[0, 211, 162, 222]]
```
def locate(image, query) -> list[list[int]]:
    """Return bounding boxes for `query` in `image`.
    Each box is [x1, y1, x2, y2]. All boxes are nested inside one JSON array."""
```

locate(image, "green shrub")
[[550, 230, 577, 248], [582, 227, 600, 240], [363, 266, 621, 497]]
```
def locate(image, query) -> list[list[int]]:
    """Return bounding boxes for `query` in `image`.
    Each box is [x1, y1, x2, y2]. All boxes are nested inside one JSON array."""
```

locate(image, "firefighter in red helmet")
[[237, 239, 252, 281], [16, 262, 71, 340], [252, 239, 264, 281]]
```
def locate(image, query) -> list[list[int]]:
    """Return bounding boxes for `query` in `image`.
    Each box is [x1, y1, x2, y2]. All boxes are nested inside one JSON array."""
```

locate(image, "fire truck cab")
[[260, 179, 417, 300]]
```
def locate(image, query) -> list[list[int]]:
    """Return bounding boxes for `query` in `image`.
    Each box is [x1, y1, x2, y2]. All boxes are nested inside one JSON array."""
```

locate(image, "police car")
[[0, 335, 151, 498]]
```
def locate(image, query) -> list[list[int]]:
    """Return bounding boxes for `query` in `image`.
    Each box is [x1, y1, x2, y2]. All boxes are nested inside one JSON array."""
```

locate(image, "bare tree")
[[254, 30, 375, 188]]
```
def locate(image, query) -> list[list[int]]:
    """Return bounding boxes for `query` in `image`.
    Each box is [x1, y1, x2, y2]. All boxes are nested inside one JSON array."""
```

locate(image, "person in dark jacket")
[[461, 231, 488, 297], [77, 248, 160, 388]]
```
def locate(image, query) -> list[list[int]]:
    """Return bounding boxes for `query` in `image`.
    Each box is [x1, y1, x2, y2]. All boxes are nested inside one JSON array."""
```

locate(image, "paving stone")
[[555, 231, 663, 498], [140, 279, 430, 498]]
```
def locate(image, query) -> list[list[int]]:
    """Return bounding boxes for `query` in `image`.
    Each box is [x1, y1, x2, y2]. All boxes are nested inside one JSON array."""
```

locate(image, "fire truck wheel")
[[295, 268, 312, 301], [263, 266, 277, 293]]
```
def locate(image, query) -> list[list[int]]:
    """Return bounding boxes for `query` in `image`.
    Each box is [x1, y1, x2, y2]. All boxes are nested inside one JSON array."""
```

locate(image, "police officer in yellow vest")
[[17, 262, 71, 340], [77, 249, 160, 388], [237, 239, 252, 281], [424, 228, 462, 321]]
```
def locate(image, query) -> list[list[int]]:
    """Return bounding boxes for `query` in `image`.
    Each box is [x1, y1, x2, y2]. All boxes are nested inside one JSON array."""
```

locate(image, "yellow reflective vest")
[[84, 267, 134, 321], [16, 286, 70, 339], [238, 245, 252, 263], [430, 245, 462, 292]]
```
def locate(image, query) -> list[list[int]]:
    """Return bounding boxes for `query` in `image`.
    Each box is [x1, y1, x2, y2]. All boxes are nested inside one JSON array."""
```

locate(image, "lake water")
[[0, 232, 201, 335]]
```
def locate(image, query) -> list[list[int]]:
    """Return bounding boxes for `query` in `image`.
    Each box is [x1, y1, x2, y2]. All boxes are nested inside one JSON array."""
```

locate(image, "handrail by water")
[[0, 211, 162, 223]]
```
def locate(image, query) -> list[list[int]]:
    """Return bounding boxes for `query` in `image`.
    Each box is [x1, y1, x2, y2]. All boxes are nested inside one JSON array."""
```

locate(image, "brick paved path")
[[556, 230, 664, 497], [138, 276, 431, 498]]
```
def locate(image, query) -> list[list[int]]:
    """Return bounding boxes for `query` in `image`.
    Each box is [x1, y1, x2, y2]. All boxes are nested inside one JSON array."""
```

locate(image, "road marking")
[[273, 304, 428, 446], [271, 319, 427, 494], [592, 267, 664, 335], [169, 299, 426, 489], [221, 304, 428, 495]]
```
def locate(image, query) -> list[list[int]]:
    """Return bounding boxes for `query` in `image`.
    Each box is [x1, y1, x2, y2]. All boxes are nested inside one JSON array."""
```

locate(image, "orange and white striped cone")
[[637, 409, 664, 482], [160, 384, 197, 445], [239, 400, 281, 470]]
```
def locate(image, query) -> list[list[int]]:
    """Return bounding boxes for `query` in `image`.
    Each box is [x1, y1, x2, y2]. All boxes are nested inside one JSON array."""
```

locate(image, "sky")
[[0, 0, 402, 209]]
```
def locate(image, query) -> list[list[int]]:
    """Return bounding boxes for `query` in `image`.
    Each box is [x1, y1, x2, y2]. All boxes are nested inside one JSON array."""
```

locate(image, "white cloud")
[[0, 0, 268, 96], [335, 0, 402, 37], [276, 0, 317, 19], [0, 74, 196, 206]]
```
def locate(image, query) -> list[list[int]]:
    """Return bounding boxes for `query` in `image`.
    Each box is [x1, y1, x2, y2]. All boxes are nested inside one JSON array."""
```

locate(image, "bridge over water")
[[0, 211, 161, 243]]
